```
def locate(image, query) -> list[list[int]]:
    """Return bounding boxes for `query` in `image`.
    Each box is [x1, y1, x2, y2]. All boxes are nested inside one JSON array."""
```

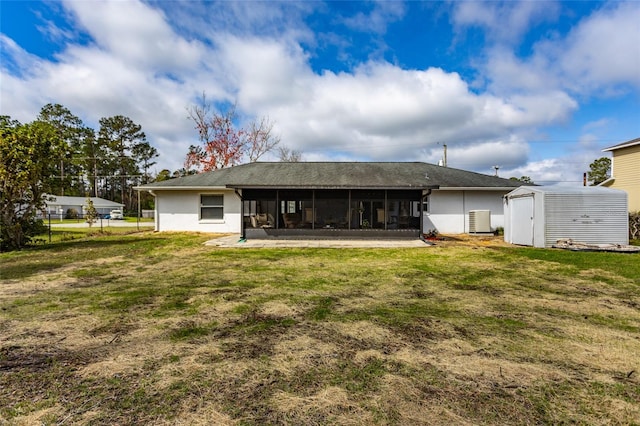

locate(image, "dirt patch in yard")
[[428, 234, 513, 248]]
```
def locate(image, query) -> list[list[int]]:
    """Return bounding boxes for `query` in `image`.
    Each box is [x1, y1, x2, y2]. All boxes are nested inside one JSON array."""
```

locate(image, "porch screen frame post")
[[311, 190, 315, 230], [348, 190, 352, 230], [276, 190, 280, 229], [384, 190, 388, 230]]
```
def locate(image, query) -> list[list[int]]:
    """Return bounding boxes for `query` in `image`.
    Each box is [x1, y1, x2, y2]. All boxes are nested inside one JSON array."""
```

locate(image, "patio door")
[[350, 190, 385, 229], [278, 190, 313, 228]]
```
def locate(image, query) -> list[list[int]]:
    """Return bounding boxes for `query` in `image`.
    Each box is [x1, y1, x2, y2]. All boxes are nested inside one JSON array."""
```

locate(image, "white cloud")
[[217, 35, 314, 109], [212, 44, 577, 167], [1, 0, 632, 178], [1, 15, 578, 174], [452, 1, 559, 45], [0, 1, 222, 171], [554, 2, 640, 93], [480, 2, 640, 97], [64, 0, 204, 72], [435, 137, 530, 173], [0, 36, 50, 121], [483, 47, 556, 94], [158, 0, 314, 42], [582, 118, 610, 131], [502, 158, 569, 184], [501, 134, 610, 186], [342, 1, 406, 34]]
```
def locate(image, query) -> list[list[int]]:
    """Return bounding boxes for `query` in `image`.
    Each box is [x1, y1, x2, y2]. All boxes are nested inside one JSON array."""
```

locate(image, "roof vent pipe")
[[443, 143, 447, 167], [436, 142, 447, 167]]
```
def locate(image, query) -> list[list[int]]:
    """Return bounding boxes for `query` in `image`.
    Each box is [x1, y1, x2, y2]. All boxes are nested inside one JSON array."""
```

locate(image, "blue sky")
[[1, 0, 639, 184]]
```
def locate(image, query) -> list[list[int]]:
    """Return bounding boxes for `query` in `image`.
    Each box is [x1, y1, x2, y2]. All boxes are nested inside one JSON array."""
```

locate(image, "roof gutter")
[[598, 177, 615, 187], [228, 185, 441, 190], [436, 186, 520, 191], [134, 185, 229, 191], [602, 139, 640, 151]]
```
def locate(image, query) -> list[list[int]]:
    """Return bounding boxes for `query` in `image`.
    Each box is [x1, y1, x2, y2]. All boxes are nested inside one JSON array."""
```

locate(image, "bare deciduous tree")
[[246, 117, 281, 163], [186, 93, 280, 172], [277, 145, 302, 162]]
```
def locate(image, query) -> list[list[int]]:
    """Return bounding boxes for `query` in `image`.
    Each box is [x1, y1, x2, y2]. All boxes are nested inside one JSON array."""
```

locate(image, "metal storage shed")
[[503, 186, 628, 248]]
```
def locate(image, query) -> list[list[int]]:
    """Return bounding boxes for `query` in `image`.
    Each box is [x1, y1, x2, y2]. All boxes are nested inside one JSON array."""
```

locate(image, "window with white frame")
[[200, 194, 224, 220]]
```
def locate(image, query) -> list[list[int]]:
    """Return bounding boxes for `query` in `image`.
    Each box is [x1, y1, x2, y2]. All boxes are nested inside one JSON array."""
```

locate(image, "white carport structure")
[[43, 195, 125, 218]]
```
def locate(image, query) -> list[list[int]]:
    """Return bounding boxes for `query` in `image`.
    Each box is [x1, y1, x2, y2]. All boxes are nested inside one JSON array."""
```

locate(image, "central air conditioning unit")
[[469, 210, 491, 233]]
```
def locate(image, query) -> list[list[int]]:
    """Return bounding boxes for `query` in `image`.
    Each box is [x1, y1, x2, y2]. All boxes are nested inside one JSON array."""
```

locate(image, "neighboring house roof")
[[44, 195, 124, 208], [602, 137, 640, 152], [138, 162, 522, 191], [599, 177, 615, 187]]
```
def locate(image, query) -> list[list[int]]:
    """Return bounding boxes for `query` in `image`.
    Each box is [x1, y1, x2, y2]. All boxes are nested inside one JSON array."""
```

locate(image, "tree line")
[[3, 104, 158, 210], [0, 98, 297, 250], [1, 104, 157, 250]]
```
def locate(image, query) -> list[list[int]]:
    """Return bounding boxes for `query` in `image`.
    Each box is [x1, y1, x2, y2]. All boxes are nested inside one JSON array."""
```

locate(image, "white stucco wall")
[[423, 189, 507, 234], [153, 190, 241, 233], [150, 188, 507, 235]]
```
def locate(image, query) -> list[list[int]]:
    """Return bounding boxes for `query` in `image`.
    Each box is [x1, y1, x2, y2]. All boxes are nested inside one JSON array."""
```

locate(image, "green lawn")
[[33, 225, 154, 244], [46, 217, 154, 225], [1, 232, 639, 425]]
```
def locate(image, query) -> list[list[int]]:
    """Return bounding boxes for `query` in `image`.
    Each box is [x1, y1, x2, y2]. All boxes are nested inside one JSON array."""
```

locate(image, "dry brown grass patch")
[[2, 233, 639, 424], [272, 386, 366, 424], [271, 334, 340, 376]]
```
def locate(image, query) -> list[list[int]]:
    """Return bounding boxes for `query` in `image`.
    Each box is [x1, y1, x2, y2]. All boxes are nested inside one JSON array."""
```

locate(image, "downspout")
[[234, 189, 246, 241], [148, 190, 158, 231], [419, 189, 432, 243], [462, 190, 467, 233]]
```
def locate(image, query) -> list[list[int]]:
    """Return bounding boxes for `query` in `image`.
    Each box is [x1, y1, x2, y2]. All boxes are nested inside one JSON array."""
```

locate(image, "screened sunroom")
[[241, 188, 425, 237]]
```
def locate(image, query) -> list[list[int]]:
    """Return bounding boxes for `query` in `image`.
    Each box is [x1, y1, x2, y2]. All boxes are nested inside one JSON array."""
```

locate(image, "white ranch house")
[[137, 162, 523, 240]]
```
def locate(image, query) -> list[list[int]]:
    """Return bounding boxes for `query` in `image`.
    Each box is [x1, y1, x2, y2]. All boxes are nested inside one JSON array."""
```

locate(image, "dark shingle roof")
[[139, 162, 522, 190]]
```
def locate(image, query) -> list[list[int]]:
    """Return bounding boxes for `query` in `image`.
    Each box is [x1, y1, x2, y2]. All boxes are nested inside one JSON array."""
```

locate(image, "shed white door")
[[510, 196, 534, 246]]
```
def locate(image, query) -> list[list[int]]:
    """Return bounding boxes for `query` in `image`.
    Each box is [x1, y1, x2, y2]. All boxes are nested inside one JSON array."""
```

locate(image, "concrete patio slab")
[[204, 234, 432, 248]]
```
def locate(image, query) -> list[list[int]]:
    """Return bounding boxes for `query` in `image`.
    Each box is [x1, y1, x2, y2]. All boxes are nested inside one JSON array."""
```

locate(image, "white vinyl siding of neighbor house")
[[423, 189, 507, 234], [154, 190, 241, 233]]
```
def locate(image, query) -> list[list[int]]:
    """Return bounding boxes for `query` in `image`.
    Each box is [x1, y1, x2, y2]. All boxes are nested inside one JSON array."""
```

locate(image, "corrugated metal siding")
[[544, 193, 628, 247]]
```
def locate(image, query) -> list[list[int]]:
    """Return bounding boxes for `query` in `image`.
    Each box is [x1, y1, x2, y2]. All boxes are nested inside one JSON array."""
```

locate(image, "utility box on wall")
[[504, 186, 628, 248], [469, 210, 491, 233]]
